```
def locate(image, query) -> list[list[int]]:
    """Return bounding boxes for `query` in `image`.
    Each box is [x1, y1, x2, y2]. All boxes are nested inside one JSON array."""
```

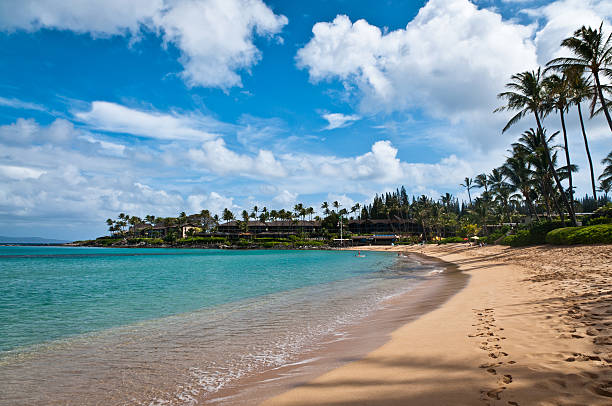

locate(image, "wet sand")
[[206, 254, 467, 405], [262, 243, 612, 405]]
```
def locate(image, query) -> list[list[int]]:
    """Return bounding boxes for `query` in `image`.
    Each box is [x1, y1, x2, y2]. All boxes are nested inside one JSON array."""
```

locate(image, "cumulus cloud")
[[321, 113, 361, 130], [0, 0, 287, 89], [187, 138, 287, 177], [155, 0, 287, 88], [522, 0, 612, 65], [187, 191, 236, 214], [297, 1, 538, 118], [273, 190, 298, 205]]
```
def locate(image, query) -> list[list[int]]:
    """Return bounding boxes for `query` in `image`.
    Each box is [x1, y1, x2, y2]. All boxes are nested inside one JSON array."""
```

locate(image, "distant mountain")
[[0, 236, 70, 244]]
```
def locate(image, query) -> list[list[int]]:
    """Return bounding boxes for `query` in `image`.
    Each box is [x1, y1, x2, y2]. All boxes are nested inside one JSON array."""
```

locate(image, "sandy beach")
[[262, 243, 612, 406]]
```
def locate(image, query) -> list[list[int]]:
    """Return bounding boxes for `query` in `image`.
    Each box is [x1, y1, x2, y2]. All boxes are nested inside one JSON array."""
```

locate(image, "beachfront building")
[[217, 220, 322, 236]]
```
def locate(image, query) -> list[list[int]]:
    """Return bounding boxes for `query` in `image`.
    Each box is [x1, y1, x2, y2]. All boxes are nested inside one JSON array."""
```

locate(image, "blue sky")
[[0, 0, 610, 240]]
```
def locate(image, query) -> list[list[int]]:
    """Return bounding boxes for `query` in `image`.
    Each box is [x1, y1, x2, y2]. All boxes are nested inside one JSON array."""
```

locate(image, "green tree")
[[496, 69, 575, 225], [222, 208, 234, 223], [599, 150, 612, 193], [459, 177, 474, 206], [547, 23, 612, 131]]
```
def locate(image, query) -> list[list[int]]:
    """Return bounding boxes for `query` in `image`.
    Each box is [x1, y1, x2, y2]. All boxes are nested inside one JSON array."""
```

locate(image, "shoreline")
[[200, 251, 467, 405], [262, 243, 612, 405]]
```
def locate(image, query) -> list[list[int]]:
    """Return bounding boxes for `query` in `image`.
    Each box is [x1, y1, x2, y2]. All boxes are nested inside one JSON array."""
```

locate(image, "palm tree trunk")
[[594, 71, 612, 132], [534, 111, 573, 226], [523, 190, 538, 220], [577, 102, 597, 201], [559, 109, 577, 224]]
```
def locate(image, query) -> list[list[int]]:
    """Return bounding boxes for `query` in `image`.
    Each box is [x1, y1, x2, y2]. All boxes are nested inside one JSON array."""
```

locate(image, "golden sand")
[[262, 243, 612, 405]]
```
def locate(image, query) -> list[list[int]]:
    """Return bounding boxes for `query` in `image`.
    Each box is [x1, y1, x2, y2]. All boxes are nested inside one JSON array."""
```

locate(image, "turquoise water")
[[0, 246, 395, 353], [0, 246, 450, 405]]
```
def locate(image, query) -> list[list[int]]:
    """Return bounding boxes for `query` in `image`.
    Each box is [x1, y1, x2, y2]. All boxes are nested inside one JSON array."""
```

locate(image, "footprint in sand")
[[593, 381, 612, 397]]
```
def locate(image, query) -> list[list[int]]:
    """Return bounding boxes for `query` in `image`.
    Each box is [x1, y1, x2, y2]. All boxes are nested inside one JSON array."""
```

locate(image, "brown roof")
[[220, 220, 321, 227]]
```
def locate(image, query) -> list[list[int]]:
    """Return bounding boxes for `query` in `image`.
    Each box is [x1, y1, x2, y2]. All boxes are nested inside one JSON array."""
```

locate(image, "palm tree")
[[321, 201, 330, 216], [474, 173, 489, 195], [544, 73, 577, 223], [222, 208, 234, 223], [503, 151, 539, 219], [332, 201, 341, 214], [496, 69, 575, 225], [547, 23, 612, 131], [566, 67, 598, 200], [106, 218, 115, 236], [599, 150, 612, 193], [459, 177, 474, 206]]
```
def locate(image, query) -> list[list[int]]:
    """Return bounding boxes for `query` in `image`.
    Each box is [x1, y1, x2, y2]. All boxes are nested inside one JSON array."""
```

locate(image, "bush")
[[95, 238, 122, 246], [585, 204, 612, 225], [484, 231, 505, 244], [500, 220, 566, 246], [177, 236, 228, 245], [546, 224, 612, 245], [439, 236, 465, 244], [500, 230, 531, 247], [587, 217, 612, 225]]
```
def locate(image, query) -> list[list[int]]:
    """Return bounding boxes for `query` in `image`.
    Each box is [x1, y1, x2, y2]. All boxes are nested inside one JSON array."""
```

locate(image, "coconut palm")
[[222, 208, 234, 223], [332, 201, 341, 214], [503, 151, 539, 219], [321, 201, 330, 216], [547, 23, 612, 131], [496, 69, 575, 225], [599, 150, 612, 192], [459, 177, 474, 206], [544, 73, 577, 223], [565, 67, 598, 200]]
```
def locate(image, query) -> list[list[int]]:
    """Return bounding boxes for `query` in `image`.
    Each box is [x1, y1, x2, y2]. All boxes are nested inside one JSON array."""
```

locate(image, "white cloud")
[[0, 118, 74, 145], [321, 113, 361, 130], [75, 101, 220, 141], [273, 190, 298, 205], [0, 164, 46, 180], [297, 1, 538, 118], [0, 0, 287, 89], [0, 96, 47, 112], [155, 0, 287, 88], [187, 138, 287, 177], [523, 0, 612, 65], [187, 191, 236, 215]]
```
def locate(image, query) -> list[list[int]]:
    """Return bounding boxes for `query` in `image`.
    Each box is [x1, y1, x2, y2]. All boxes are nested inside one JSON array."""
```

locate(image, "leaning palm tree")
[[547, 23, 612, 131], [459, 177, 474, 206], [495, 69, 575, 225], [544, 73, 577, 223], [566, 67, 598, 200], [599, 150, 612, 192]]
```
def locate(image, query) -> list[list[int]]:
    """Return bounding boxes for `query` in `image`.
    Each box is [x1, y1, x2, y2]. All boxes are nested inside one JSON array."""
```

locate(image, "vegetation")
[[91, 24, 611, 249], [546, 224, 612, 245]]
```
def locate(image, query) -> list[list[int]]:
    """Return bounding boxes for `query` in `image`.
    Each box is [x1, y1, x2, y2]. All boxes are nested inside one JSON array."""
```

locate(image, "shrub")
[[546, 224, 612, 245], [501, 220, 566, 246], [587, 217, 612, 225], [177, 236, 228, 245], [439, 236, 465, 244], [95, 238, 122, 246], [484, 231, 505, 244], [585, 204, 612, 226]]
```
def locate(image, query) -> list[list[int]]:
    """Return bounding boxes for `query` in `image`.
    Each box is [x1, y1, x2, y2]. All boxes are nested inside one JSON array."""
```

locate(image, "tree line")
[[105, 23, 612, 240]]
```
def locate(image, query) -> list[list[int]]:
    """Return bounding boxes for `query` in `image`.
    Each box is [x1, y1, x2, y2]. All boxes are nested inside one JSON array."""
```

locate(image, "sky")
[[0, 0, 611, 240]]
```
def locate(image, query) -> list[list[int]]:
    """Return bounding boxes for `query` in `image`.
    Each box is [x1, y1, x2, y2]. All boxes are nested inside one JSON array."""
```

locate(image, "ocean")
[[0, 246, 463, 405]]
